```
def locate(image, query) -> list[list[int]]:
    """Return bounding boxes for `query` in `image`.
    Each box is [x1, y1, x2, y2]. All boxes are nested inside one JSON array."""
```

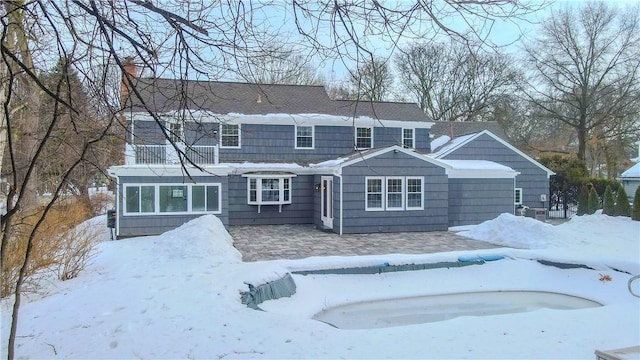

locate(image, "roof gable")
[[429, 130, 555, 177], [337, 145, 452, 170], [620, 162, 640, 178]]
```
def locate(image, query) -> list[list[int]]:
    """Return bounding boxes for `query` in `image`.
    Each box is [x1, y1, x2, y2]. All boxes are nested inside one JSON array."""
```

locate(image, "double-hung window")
[[295, 125, 314, 149], [386, 177, 404, 210], [402, 128, 414, 148], [355, 127, 373, 149], [220, 124, 240, 148], [123, 183, 221, 215], [365, 176, 424, 211], [406, 177, 424, 210], [366, 177, 384, 210]]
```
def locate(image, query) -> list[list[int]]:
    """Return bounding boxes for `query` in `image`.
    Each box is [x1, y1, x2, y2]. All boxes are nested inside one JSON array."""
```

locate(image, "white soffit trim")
[[107, 165, 233, 178]]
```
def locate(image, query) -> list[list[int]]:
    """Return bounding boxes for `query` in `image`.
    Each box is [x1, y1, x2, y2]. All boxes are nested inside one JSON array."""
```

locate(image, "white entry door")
[[321, 176, 333, 228]]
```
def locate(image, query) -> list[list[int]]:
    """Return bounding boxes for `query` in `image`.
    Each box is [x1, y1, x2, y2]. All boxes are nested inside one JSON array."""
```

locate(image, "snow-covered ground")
[[2, 214, 639, 359]]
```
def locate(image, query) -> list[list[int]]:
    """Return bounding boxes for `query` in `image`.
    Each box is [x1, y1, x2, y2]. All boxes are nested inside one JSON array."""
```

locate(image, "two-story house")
[[108, 70, 553, 238]]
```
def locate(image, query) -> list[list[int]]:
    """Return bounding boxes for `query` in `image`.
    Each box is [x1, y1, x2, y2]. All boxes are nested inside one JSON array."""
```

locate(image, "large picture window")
[[295, 125, 314, 149], [220, 124, 240, 148], [355, 127, 372, 149], [159, 185, 188, 213], [123, 183, 221, 215], [365, 176, 424, 211]]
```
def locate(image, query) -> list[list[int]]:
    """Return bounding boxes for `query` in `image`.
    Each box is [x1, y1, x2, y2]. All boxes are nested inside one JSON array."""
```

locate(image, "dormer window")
[[295, 125, 314, 149], [220, 124, 240, 148], [356, 127, 372, 149]]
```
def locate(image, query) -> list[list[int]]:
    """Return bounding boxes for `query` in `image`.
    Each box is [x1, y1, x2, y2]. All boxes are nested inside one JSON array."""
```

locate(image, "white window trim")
[[294, 125, 315, 149], [402, 128, 415, 148], [406, 176, 424, 210], [365, 176, 385, 211], [243, 174, 296, 212], [355, 127, 373, 149], [386, 177, 405, 211], [515, 188, 523, 205], [123, 183, 222, 216], [365, 176, 425, 212], [220, 123, 241, 149]]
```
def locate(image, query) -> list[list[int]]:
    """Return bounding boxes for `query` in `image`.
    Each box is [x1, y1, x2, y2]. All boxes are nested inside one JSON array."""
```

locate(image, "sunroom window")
[[123, 184, 221, 215]]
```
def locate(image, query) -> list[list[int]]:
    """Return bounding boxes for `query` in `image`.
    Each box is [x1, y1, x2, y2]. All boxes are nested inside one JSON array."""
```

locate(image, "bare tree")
[[236, 45, 324, 85], [395, 42, 519, 122], [349, 57, 394, 101], [1, 1, 547, 359], [523, 1, 640, 162]]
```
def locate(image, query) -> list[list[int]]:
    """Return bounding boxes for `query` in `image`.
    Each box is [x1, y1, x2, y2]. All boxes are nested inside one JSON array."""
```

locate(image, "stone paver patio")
[[230, 224, 502, 262]]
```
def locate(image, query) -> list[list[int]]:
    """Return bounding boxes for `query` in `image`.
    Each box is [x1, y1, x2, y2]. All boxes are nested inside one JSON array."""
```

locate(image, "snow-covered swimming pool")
[[313, 291, 602, 329]]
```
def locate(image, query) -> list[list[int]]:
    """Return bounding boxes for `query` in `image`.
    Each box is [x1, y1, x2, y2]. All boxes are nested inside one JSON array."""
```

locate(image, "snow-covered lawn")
[[2, 214, 639, 359]]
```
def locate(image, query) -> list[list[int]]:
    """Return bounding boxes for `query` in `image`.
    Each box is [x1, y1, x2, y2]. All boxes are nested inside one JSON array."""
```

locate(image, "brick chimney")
[[121, 56, 137, 106]]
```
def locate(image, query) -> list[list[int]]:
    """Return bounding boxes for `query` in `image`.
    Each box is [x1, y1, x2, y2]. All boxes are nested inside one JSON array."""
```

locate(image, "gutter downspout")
[[335, 168, 343, 236]]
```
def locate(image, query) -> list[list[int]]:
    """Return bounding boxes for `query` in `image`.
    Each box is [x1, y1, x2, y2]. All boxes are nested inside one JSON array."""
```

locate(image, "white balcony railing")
[[125, 144, 218, 165]]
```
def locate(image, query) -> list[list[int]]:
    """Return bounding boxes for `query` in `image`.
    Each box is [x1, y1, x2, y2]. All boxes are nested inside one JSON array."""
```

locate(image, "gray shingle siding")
[[132, 120, 433, 163], [448, 178, 514, 227], [440, 133, 550, 209], [227, 175, 315, 226], [116, 175, 229, 237], [339, 151, 449, 234]]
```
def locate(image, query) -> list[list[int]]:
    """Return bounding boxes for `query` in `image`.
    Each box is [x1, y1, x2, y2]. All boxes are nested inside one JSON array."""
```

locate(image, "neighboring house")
[[619, 143, 640, 203], [108, 72, 552, 237]]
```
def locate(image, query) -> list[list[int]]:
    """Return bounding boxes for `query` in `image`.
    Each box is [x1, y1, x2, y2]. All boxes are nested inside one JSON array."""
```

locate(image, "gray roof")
[[429, 121, 507, 139], [126, 78, 429, 122]]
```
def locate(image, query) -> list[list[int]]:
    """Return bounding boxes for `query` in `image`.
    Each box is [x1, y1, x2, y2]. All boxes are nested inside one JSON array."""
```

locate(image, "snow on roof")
[[220, 162, 303, 170], [429, 135, 450, 150], [620, 162, 640, 178], [309, 158, 347, 168], [429, 133, 477, 158], [438, 159, 515, 172]]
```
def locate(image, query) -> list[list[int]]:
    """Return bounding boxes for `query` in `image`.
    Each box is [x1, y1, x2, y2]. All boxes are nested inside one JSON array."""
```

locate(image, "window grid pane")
[[366, 178, 383, 209], [356, 127, 372, 148], [407, 178, 422, 208], [296, 126, 313, 148], [387, 178, 403, 209], [261, 178, 280, 202], [221, 124, 239, 147], [403, 128, 414, 148]]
